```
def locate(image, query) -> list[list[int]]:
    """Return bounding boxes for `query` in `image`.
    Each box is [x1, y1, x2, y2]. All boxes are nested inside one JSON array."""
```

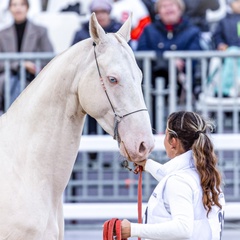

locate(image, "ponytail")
[[167, 111, 223, 216]]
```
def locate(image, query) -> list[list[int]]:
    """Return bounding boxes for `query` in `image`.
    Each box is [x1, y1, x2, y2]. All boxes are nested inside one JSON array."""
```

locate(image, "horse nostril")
[[139, 142, 146, 154]]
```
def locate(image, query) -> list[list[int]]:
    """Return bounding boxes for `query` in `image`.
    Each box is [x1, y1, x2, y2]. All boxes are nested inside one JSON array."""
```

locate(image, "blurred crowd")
[[0, 0, 240, 127]]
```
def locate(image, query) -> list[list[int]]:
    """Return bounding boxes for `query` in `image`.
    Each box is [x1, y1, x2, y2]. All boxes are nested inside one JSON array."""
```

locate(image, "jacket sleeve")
[[0, 32, 19, 73], [131, 175, 194, 239], [37, 27, 54, 67], [186, 28, 203, 51], [145, 159, 165, 181], [38, 27, 54, 53], [212, 20, 225, 48]]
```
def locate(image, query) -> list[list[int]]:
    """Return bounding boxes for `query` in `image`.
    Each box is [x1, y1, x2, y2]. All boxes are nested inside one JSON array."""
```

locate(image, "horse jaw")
[[89, 12, 132, 44]]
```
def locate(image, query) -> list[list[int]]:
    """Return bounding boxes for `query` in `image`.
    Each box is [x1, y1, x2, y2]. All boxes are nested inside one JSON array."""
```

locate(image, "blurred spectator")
[[111, 0, 151, 50], [0, 0, 53, 109], [137, 0, 202, 92], [213, 0, 240, 50], [0, 0, 42, 30], [71, 0, 122, 139], [72, 0, 122, 45], [209, 0, 240, 97], [136, 0, 203, 129]]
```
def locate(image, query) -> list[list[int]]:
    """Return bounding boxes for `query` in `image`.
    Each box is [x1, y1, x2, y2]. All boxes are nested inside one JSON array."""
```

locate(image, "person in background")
[[72, 0, 122, 45], [136, 0, 202, 128], [0, 0, 53, 110], [213, 0, 240, 51], [120, 111, 225, 240], [209, 0, 240, 97]]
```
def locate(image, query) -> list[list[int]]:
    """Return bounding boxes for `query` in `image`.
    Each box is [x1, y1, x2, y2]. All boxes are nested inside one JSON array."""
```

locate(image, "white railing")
[[63, 202, 240, 222], [63, 134, 240, 222], [79, 134, 240, 152]]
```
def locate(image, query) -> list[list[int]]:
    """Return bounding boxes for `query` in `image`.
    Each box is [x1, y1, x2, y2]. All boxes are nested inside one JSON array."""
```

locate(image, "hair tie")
[[195, 130, 203, 139]]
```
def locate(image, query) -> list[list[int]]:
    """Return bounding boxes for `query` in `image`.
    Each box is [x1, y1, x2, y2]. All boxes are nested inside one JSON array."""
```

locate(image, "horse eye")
[[108, 76, 117, 84]]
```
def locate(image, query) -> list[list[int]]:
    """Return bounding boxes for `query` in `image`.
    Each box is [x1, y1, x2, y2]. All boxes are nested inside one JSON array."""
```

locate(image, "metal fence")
[[0, 51, 239, 203], [164, 50, 240, 133]]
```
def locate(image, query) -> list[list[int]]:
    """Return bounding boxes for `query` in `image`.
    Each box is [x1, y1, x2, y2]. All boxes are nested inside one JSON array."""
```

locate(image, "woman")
[[0, 0, 53, 109], [121, 111, 225, 240]]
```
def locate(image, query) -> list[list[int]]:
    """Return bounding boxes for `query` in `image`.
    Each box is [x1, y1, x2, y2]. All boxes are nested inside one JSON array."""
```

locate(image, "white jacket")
[[131, 151, 225, 240]]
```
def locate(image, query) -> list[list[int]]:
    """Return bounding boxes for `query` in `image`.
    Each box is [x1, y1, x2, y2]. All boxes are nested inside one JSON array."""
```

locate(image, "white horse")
[[0, 13, 154, 239]]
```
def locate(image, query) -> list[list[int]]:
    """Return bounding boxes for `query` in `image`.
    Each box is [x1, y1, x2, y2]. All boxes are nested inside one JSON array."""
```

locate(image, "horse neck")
[[2, 43, 91, 195]]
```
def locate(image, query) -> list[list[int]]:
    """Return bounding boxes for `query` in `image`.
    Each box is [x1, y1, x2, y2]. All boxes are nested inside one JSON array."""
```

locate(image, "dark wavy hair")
[[8, 0, 29, 8], [167, 111, 222, 216]]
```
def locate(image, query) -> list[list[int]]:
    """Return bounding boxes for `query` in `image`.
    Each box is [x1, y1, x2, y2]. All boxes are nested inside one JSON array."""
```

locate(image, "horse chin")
[[119, 141, 146, 163]]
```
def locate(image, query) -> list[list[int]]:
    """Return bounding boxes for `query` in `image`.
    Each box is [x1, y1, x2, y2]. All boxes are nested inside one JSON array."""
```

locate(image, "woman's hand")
[[24, 61, 36, 74], [133, 160, 146, 173], [217, 43, 228, 51], [121, 219, 131, 239]]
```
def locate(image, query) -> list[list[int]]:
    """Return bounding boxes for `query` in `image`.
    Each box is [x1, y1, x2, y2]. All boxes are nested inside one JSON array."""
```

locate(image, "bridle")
[[93, 42, 143, 240], [93, 42, 147, 143]]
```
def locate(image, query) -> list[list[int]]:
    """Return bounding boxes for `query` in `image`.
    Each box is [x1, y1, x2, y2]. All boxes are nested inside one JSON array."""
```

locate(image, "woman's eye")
[[108, 77, 117, 84]]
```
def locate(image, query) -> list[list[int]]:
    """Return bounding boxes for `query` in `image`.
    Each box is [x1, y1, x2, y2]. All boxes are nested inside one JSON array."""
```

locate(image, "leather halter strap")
[[92, 42, 147, 142]]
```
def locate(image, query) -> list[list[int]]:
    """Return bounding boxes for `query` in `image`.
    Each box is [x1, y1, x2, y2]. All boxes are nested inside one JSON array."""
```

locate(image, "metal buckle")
[[121, 159, 138, 174]]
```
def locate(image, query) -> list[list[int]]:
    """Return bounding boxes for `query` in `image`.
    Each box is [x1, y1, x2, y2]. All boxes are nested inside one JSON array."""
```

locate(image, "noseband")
[[93, 42, 147, 143]]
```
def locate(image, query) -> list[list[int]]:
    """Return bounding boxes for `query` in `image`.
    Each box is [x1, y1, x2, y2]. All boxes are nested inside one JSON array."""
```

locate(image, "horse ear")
[[116, 13, 132, 42], [89, 12, 107, 44]]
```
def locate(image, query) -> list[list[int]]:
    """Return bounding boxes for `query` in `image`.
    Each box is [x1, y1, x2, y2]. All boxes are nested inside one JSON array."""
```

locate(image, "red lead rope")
[[137, 167, 143, 240], [103, 167, 143, 240]]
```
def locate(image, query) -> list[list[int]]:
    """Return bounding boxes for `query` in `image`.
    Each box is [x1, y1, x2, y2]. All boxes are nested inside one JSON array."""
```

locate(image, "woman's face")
[[157, 0, 182, 25], [9, 0, 28, 23]]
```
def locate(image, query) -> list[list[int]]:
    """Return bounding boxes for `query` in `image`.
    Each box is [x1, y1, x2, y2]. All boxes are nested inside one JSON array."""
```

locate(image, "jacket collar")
[[157, 150, 195, 176]]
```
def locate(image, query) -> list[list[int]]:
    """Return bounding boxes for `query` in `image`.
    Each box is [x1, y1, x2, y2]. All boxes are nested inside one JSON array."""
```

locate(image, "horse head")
[[78, 13, 154, 163]]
